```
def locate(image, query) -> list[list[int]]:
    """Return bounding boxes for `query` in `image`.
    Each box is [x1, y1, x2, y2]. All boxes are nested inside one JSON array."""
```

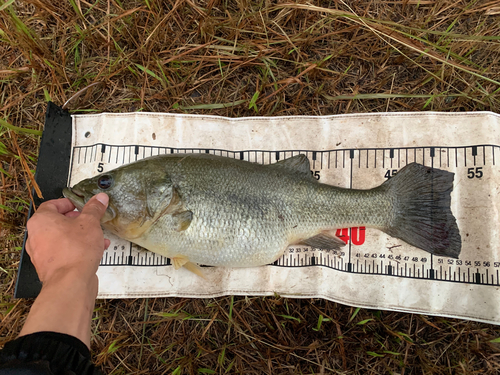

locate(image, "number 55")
[[467, 167, 483, 179]]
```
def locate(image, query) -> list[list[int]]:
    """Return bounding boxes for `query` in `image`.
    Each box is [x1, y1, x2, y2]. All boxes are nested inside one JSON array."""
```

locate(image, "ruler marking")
[[72, 144, 498, 285]]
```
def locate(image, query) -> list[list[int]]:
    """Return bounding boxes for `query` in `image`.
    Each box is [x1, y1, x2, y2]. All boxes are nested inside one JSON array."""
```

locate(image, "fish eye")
[[97, 175, 113, 190]]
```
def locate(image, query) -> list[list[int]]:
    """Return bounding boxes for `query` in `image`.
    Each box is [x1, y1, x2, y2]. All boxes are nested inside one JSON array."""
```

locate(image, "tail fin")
[[382, 163, 461, 258]]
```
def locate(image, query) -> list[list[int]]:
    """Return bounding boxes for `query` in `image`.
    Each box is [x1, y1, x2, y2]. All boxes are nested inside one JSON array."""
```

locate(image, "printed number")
[[467, 167, 483, 179], [310, 170, 321, 180], [335, 227, 365, 245], [97, 162, 104, 173], [384, 169, 398, 179]]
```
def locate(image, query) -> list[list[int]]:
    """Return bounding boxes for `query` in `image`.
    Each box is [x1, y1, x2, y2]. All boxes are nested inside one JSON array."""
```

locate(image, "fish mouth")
[[62, 187, 86, 211], [63, 187, 116, 223]]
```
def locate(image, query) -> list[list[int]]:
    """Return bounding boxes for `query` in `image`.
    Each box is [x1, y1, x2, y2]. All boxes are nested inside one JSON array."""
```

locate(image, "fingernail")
[[96, 193, 109, 206]]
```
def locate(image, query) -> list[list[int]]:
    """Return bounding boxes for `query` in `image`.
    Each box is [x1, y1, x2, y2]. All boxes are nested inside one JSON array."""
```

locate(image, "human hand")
[[26, 193, 110, 287], [21, 193, 110, 345]]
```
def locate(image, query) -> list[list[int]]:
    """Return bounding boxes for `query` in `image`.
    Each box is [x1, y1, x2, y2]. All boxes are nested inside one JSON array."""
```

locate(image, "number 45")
[[467, 167, 483, 179]]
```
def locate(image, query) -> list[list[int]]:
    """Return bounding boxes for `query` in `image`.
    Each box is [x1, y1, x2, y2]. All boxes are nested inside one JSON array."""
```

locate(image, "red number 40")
[[335, 227, 366, 245]]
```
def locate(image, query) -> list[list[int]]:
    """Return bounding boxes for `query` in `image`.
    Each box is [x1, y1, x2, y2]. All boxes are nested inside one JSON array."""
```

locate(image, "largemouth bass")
[[63, 154, 461, 275]]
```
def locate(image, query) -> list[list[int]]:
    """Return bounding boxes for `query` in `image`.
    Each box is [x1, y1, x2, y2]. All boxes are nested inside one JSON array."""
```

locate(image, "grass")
[[1, 0, 500, 373]]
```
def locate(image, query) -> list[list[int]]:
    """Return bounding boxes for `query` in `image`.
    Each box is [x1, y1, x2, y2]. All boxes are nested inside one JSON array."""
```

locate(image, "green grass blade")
[[135, 63, 161, 80], [179, 99, 246, 110], [348, 307, 361, 323], [357, 319, 374, 325], [0, 0, 15, 11], [0, 118, 42, 136], [366, 351, 385, 357]]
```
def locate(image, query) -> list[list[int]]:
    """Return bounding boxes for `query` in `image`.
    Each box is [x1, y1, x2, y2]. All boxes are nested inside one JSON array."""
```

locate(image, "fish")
[[63, 154, 461, 275]]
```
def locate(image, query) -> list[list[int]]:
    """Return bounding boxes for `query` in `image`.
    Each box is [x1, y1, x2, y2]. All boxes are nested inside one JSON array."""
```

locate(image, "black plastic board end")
[[15, 102, 72, 298]]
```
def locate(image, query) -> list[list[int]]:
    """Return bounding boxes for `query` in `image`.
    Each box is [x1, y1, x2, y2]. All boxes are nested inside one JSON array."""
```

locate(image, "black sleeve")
[[0, 332, 102, 375]]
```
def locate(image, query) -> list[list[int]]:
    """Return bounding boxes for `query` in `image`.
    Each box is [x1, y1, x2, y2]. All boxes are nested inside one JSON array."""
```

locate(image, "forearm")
[[19, 272, 98, 348]]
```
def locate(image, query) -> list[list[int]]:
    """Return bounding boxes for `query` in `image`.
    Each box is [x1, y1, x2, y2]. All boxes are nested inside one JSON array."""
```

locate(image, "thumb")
[[80, 193, 109, 221]]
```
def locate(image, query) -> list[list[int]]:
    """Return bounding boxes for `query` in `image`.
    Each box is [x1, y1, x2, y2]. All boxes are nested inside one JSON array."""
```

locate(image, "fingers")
[[37, 198, 76, 215], [64, 211, 81, 218], [80, 193, 109, 222], [104, 239, 111, 249]]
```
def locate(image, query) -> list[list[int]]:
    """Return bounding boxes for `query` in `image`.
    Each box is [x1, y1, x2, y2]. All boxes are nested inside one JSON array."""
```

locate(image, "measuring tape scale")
[[67, 144, 500, 286]]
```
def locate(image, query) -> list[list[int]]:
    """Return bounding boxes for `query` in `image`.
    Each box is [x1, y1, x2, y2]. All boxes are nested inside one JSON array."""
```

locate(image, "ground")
[[1, 1, 500, 374]]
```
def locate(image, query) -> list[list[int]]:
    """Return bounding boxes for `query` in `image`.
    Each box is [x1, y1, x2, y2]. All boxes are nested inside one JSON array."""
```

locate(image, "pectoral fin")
[[296, 231, 347, 250], [172, 254, 206, 279], [173, 210, 193, 231], [164, 187, 185, 215], [151, 186, 193, 231]]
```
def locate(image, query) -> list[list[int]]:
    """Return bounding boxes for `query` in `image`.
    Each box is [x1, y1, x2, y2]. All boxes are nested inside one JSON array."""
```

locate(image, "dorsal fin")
[[268, 155, 312, 179]]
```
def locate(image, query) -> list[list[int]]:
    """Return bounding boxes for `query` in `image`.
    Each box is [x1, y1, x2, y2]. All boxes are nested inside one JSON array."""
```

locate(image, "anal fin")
[[296, 231, 347, 250], [172, 254, 206, 279]]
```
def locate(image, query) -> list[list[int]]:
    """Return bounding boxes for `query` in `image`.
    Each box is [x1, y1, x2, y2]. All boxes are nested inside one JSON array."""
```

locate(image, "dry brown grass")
[[1, 0, 500, 373]]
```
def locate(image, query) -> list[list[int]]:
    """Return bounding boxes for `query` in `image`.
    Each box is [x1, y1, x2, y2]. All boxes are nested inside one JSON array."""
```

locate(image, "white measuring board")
[[68, 112, 500, 324]]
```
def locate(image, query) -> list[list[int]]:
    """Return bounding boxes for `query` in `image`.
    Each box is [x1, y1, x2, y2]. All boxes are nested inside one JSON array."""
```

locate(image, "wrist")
[[41, 267, 99, 295], [41, 271, 99, 301]]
